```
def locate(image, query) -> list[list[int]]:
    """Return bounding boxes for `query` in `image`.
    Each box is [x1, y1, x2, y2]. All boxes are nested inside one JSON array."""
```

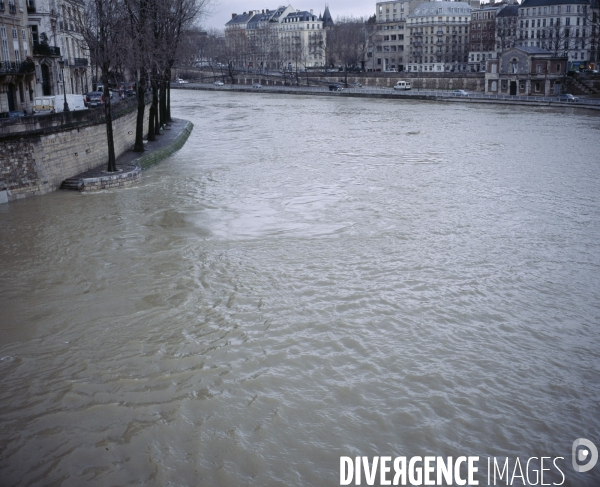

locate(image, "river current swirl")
[[0, 91, 599, 486]]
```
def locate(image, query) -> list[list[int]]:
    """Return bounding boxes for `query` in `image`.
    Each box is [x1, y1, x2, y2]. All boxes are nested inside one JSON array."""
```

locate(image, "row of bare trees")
[[77, 0, 209, 171]]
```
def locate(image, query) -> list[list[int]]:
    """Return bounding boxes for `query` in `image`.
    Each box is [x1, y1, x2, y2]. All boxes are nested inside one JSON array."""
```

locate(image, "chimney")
[[232, 13, 237, 18], [310, 9, 313, 14], [262, 9, 265, 13], [249, 10, 253, 16]]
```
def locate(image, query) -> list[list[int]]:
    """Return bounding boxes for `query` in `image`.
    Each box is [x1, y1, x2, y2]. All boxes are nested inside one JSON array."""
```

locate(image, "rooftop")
[[409, 1, 473, 17]]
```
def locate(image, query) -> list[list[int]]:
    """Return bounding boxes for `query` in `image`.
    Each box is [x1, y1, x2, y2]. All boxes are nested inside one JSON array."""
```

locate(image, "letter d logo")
[[572, 438, 598, 473]]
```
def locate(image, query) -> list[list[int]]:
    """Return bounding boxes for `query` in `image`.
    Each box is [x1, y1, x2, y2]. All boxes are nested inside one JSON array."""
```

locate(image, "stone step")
[[60, 178, 83, 190]]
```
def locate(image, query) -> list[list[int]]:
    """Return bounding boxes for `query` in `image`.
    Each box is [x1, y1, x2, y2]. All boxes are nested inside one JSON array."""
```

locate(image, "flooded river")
[[1, 91, 599, 486]]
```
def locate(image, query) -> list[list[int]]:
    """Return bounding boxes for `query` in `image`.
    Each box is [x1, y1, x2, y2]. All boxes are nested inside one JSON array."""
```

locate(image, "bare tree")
[[327, 17, 372, 86], [80, 0, 125, 172]]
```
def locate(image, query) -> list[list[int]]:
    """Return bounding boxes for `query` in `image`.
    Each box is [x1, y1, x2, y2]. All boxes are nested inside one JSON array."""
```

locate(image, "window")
[[535, 82, 541, 92], [537, 63, 542, 73], [566, 5, 571, 13]]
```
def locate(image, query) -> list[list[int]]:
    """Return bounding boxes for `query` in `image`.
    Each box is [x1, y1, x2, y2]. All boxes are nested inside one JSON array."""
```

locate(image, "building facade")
[[496, 3, 520, 52], [1, 0, 36, 115], [468, 3, 501, 71], [280, 8, 327, 69], [373, 0, 422, 71], [407, 1, 474, 72], [485, 45, 567, 94], [226, 5, 332, 72], [517, 0, 595, 69], [0, 0, 91, 116]]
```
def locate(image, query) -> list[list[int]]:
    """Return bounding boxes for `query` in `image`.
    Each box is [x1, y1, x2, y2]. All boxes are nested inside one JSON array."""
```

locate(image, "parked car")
[[328, 83, 343, 92], [214, 81, 224, 86], [349, 81, 362, 87], [393, 80, 412, 90], [583, 69, 598, 74], [557, 93, 579, 102], [95, 85, 114, 98], [174, 78, 189, 84], [386, 68, 397, 72], [85, 92, 104, 108], [252, 83, 262, 88], [452, 89, 469, 97]]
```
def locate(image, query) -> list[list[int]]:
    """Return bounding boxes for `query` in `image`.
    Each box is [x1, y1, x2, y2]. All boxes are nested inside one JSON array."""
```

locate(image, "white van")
[[393, 80, 411, 90], [33, 95, 88, 115]]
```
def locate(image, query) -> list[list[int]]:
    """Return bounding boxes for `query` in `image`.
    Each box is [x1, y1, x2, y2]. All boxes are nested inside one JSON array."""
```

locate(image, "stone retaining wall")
[[0, 103, 150, 202], [81, 166, 142, 192], [136, 121, 194, 170], [234, 73, 486, 92]]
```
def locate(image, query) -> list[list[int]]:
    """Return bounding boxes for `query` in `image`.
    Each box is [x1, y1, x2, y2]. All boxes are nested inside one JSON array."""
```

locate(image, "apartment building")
[[280, 8, 328, 69], [496, 3, 520, 52], [27, 0, 90, 98], [468, 3, 501, 71], [517, 0, 595, 69], [226, 5, 333, 71], [1, 0, 36, 115], [407, 1, 475, 72], [373, 0, 422, 71]]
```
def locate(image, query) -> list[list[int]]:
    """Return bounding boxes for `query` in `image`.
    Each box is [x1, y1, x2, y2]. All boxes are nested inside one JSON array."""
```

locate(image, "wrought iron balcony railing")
[[0, 60, 35, 75], [33, 44, 61, 56], [71, 57, 88, 67]]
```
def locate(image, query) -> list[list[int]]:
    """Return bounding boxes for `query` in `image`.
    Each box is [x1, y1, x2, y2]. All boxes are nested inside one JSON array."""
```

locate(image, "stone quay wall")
[[231, 72, 486, 92], [81, 166, 143, 192], [0, 100, 150, 203]]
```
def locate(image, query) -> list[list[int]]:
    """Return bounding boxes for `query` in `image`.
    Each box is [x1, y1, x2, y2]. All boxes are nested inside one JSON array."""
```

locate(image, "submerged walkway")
[[60, 118, 193, 192]]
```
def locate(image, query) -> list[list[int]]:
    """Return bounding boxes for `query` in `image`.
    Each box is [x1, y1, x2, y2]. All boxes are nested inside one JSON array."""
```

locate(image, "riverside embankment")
[[0, 97, 192, 203], [173, 82, 600, 111]]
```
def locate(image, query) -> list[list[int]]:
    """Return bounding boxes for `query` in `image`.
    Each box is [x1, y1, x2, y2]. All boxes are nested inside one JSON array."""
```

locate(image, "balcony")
[[72, 57, 88, 67], [413, 41, 423, 47], [413, 32, 423, 37], [33, 44, 61, 56], [0, 60, 35, 75]]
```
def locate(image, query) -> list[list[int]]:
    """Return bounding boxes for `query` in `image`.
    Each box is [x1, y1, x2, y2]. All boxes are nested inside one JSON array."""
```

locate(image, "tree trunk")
[[159, 76, 167, 128], [133, 70, 146, 152], [154, 79, 160, 136], [103, 71, 117, 172], [166, 64, 173, 123], [148, 78, 157, 141]]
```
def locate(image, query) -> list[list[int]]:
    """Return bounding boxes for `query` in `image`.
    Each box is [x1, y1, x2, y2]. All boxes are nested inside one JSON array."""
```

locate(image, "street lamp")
[[58, 58, 69, 112]]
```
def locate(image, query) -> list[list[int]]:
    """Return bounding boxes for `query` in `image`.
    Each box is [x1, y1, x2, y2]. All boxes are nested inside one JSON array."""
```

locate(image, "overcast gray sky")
[[202, 1, 375, 30]]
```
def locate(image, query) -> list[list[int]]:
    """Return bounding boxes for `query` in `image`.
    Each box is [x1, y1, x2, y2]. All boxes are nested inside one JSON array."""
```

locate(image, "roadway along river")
[[1, 90, 599, 486]]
